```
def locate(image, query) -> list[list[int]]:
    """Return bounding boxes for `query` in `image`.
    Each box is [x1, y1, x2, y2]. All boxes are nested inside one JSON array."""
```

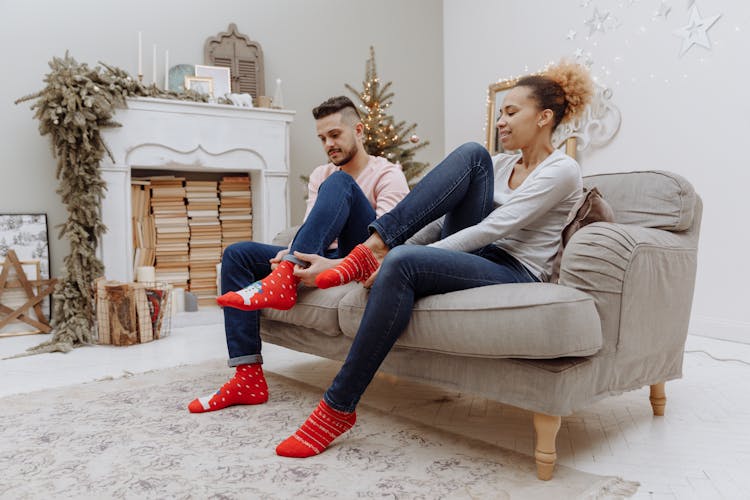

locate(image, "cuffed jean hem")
[[228, 354, 264, 367], [281, 254, 309, 268], [323, 392, 356, 414]]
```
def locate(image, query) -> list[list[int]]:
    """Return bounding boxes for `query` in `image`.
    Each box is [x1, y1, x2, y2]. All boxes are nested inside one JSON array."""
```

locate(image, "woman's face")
[[496, 86, 544, 151]]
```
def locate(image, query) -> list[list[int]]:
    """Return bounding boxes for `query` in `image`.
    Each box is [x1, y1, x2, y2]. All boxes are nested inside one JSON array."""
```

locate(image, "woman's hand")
[[291, 252, 343, 287], [362, 267, 380, 289], [269, 247, 290, 270]]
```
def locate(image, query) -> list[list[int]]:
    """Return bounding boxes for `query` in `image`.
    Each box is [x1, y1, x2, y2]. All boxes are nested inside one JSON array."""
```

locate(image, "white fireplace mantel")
[[99, 97, 295, 282]]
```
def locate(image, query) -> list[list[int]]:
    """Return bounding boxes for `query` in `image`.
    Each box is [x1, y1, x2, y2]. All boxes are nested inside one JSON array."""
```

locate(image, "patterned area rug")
[[0, 360, 638, 499]]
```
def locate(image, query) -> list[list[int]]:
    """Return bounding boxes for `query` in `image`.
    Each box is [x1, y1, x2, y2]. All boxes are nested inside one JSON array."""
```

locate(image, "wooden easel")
[[0, 250, 57, 337]]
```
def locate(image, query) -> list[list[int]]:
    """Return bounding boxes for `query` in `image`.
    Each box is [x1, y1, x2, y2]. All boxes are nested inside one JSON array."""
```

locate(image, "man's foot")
[[217, 261, 299, 311], [188, 363, 268, 413], [315, 244, 380, 289], [275, 400, 356, 457]]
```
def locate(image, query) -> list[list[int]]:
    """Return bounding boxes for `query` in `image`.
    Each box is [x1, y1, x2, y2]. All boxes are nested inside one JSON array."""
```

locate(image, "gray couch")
[[260, 170, 702, 480]]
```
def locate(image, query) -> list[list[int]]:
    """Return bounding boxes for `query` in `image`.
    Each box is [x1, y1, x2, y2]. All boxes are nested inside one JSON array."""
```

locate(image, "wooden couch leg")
[[533, 413, 561, 480], [650, 382, 666, 416]]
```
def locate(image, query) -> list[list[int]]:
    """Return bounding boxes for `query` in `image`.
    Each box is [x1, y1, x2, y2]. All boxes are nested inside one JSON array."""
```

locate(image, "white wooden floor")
[[2, 307, 749, 499]]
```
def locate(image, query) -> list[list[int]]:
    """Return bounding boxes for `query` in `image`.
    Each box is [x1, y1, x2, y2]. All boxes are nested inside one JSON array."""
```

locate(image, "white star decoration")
[[653, 1, 671, 20], [673, 5, 721, 56], [566, 29, 577, 40], [585, 8, 610, 36]]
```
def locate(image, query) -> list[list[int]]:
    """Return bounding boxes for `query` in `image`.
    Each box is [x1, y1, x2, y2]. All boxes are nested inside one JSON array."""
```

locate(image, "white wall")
[[0, 0, 444, 278], [443, 0, 749, 342]]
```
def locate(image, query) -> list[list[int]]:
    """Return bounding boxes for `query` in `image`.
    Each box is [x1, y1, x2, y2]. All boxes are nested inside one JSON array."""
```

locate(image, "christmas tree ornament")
[[673, 5, 721, 56], [410, 135, 420, 143]]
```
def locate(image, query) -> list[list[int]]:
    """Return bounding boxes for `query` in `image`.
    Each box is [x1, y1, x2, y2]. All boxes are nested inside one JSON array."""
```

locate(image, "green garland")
[[15, 53, 207, 354]]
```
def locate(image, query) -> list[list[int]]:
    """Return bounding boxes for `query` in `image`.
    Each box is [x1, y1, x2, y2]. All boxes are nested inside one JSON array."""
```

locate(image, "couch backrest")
[[583, 170, 696, 231]]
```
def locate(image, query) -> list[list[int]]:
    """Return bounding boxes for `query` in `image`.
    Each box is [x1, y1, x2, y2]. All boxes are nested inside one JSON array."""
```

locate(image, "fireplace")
[[99, 97, 294, 282]]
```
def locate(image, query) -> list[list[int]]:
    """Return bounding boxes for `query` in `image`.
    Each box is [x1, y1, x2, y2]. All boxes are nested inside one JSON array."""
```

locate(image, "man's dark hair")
[[312, 96, 361, 123]]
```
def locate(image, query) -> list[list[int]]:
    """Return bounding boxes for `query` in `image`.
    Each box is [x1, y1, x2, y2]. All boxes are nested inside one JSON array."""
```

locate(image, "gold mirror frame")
[[486, 81, 577, 159]]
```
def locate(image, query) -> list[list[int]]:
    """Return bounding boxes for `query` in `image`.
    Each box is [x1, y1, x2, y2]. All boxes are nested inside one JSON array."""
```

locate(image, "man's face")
[[316, 112, 360, 166]]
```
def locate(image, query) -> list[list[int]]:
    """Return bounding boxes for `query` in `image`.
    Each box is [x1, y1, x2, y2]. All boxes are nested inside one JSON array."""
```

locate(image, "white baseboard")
[[689, 314, 750, 344]]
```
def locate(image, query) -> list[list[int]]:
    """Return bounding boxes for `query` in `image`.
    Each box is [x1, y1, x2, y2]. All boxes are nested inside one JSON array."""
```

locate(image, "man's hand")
[[292, 252, 343, 287], [269, 247, 290, 270]]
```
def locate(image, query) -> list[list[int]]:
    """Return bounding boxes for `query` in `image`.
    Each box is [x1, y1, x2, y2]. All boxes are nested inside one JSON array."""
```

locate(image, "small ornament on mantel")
[[272, 78, 284, 109]]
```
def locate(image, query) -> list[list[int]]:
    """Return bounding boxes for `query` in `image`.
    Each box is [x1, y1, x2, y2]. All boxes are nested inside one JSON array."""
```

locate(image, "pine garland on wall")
[[15, 53, 206, 354]]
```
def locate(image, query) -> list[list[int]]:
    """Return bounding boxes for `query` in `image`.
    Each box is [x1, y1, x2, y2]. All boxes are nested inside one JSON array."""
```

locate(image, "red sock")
[[217, 260, 299, 311], [275, 400, 356, 458], [187, 363, 268, 413], [315, 244, 380, 289]]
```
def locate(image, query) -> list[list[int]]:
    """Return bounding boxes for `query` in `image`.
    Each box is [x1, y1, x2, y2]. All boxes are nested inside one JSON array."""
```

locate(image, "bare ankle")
[[365, 234, 388, 260]]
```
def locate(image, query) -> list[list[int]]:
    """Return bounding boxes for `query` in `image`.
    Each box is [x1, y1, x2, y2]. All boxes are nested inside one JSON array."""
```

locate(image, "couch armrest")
[[272, 225, 300, 246], [559, 222, 698, 356]]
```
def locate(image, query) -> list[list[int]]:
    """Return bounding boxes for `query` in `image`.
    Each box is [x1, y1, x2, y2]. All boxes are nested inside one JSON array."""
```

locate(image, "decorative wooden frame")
[[486, 80, 577, 159], [184, 76, 214, 97], [204, 23, 265, 97]]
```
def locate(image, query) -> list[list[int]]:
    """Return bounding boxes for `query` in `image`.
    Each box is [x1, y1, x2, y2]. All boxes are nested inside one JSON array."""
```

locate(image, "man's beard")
[[330, 145, 356, 166]]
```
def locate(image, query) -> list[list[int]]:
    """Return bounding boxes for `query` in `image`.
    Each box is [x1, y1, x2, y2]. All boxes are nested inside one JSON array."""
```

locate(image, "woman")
[[275, 61, 594, 458]]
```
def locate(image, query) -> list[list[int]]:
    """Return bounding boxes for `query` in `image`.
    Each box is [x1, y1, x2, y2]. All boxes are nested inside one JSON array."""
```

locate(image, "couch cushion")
[[338, 283, 602, 358], [261, 283, 359, 337], [583, 170, 695, 231]]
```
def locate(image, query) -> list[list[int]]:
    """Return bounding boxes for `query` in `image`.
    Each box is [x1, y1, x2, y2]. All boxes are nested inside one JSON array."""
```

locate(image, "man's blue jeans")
[[323, 142, 539, 412], [222, 171, 376, 366]]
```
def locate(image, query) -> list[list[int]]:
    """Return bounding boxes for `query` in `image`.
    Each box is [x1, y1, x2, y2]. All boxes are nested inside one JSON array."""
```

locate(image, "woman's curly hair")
[[514, 60, 594, 130]]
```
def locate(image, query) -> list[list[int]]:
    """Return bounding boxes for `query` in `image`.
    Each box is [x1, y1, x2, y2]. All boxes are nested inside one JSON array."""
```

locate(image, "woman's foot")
[[187, 364, 268, 413], [217, 260, 299, 311], [275, 399, 356, 457], [315, 235, 388, 289]]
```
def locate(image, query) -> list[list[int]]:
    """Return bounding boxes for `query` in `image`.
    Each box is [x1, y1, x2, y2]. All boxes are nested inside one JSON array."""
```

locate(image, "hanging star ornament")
[[566, 29, 577, 40], [653, 1, 671, 20], [673, 5, 721, 56], [585, 8, 611, 36]]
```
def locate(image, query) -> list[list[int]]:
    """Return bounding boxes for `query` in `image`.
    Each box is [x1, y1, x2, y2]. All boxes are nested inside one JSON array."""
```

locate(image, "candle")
[[152, 44, 157, 86], [137, 32, 142, 77], [135, 266, 156, 283], [164, 50, 169, 89]]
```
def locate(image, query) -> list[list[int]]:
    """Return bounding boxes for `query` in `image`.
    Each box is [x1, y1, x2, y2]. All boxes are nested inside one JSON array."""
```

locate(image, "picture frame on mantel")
[[185, 76, 214, 97], [195, 65, 231, 100]]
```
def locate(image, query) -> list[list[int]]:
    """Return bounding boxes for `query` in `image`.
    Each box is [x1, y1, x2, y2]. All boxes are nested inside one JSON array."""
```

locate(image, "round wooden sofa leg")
[[650, 382, 666, 416], [533, 413, 561, 480]]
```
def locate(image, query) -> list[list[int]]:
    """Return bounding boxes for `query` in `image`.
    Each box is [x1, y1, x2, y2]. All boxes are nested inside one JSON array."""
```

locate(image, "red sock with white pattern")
[[187, 364, 268, 413], [315, 244, 380, 289], [275, 399, 356, 457], [217, 260, 299, 311]]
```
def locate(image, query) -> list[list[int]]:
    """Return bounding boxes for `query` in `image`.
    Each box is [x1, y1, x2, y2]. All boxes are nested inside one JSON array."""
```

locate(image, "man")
[[188, 96, 409, 413]]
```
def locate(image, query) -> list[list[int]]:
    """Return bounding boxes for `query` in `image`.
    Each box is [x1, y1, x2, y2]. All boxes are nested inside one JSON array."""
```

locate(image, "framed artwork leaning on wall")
[[0, 213, 52, 319]]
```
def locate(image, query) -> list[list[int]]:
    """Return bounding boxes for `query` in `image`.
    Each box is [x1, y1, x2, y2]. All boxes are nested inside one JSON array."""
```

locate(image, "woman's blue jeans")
[[222, 171, 376, 366], [323, 142, 539, 412]]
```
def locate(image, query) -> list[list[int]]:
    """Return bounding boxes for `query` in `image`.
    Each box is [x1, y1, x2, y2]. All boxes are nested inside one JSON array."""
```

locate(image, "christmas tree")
[[346, 46, 429, 185]]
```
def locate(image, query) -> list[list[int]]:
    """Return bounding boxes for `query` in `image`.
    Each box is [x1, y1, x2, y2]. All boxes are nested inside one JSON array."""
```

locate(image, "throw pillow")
[[550, 186, 615, 283]]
